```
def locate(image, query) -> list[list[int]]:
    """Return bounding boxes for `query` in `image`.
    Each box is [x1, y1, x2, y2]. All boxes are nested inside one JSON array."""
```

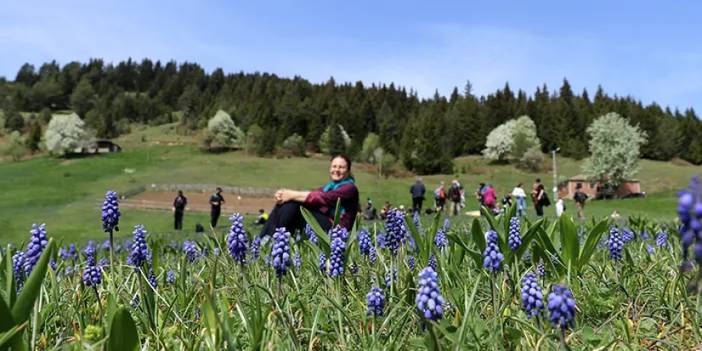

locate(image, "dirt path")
[[122, 191, 276, 215]]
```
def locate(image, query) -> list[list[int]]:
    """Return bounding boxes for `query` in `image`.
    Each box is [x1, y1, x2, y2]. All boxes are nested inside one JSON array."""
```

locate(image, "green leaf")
[[470, 218, 486, 252], [2, 248, 16, 308], [332, 198, 342, 227], [300, 207, 331, 253], [0, 297, 14, 333], [558, 215, 579, 269], [0, 322, 26, 349], [108, 307, 140, 351], [513, 219, 543, 261], [11, 240, 55, 324], [578, 217, 609, 269], [480, 206, 497, 230]]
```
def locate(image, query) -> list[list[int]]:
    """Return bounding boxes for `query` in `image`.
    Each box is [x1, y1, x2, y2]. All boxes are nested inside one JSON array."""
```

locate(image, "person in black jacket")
[[209, 187, 225, 228], [172, 190, 187, 230], [410, 177, 426, 214]]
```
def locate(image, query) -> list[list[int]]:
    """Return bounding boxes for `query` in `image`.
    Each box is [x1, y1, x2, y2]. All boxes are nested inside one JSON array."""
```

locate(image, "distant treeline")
[[0, 58, 700, 170]]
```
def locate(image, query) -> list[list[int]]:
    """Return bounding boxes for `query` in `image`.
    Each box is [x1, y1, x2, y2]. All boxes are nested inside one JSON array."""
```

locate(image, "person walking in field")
[[511, 183, 527, 217], [573, 183, 589, 220], [531, 178, 549, 217], [434, 181, 446, 212], [410, 177, 426, 214], [172, 190, 188, 230], [448, 180, 463, 216], [209, 187, 225, 229], [482, 184, 498, 213]]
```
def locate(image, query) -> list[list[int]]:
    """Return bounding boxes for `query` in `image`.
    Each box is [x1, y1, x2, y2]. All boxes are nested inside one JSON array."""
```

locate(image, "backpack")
[[574, 191, 588, 204], [540, 192, 551, 207]]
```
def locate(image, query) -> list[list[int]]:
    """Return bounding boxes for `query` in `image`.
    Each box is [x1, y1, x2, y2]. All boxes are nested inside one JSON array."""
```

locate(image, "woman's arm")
[[277, 189, 311, 204]]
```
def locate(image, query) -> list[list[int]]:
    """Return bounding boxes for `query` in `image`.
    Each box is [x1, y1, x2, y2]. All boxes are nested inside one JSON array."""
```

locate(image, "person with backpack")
[[172, 190, 188, 230], [573, 183, 589, 220], [434, 181, 446, 212], [448, 180, 463, 216], [531, 179, 549, 217]]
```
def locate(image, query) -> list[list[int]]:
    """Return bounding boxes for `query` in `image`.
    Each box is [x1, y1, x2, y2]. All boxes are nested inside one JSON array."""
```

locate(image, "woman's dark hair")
[[331, 154, 352, 171]]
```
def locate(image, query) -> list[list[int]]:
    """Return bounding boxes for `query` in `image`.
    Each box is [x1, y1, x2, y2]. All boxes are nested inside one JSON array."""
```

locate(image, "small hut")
[[558, 175, 642, 199]]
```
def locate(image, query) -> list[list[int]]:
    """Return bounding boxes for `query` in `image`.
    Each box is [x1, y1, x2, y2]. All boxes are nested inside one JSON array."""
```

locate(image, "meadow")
[[3, 124, 702, 349]]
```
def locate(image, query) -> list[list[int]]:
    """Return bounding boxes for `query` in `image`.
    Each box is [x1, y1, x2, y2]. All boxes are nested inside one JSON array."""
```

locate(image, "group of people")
[[170, 156, 592, 240]]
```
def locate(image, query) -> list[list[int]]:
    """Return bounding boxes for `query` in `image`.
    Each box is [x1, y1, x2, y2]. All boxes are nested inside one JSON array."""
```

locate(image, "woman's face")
[[329, 157, 349, 182]]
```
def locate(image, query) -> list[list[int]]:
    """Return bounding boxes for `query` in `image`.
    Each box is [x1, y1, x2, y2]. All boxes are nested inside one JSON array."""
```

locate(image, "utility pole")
[[552, 148, 560, 207]]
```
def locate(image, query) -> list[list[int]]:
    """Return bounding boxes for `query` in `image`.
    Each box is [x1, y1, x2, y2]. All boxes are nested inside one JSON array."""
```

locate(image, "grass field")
[[0, 123, 696, 245]]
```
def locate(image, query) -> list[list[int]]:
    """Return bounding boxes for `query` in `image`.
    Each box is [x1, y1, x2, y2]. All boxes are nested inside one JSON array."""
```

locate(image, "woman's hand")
[[275, 189, 311, 204]]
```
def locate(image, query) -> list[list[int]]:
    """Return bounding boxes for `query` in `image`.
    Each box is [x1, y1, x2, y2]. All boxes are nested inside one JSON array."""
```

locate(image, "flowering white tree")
[[45, 113, 87, 156], [483, 115, 541, 162], [582, 112, 647, 187], [206, 110, 245, 148]]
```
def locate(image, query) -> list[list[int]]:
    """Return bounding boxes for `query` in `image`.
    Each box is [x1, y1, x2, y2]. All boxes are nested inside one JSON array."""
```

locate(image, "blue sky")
[[1, 0, 700, 112]]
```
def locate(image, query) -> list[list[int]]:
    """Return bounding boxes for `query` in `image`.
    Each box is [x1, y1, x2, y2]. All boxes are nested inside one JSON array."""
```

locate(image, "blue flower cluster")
[[368, 246, 377, 265], [385, 209, 407, 256], [271, 228, 291, 279], [434, 227, 448, 250], [547, 285, 577, 329], [656, 231, 668, 248], [24, 223, 48, 276], [82, 265, 102, 288], [607, 226, 623, 261], [305, 224, 318, 245], [428, 254, 437, 271], [226, 213, 248, 265], [385, 267, 397, 288], [127, 225, 150, 269], [101, 191, 120, 233], [413, 212, 424, 235], [182, 241, 200, 263], [376, 232, 386, 250], [483, 230, 504, 273], [329, 226, 349, 278], [60, 244, 78, 262], [407, 255, 416, 271], [678, 178, 702, 266], [358, 228, 372, 256], [250, 237, 261, 260], [318, 252, 327, 274], [12, 251, 25, 286], [292, 252, 301, 270], [416, 267, 445, 321], [166, 270, 176, 285], [536, 260, 546, 277], [83, 241, 97, 266], [366, 286, 385, 317], [622, 228, 635, 244], [521, 273, 543, 318], [508, 217, 521, 251]]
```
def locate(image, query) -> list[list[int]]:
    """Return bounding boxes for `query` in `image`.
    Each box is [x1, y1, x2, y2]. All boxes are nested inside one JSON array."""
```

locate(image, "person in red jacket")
[[259, 154, 359, 238]]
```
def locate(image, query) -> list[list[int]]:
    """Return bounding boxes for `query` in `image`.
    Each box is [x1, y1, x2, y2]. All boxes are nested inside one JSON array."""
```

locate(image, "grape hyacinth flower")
[[82, 265, 102, 288], [101, 191, 120, 233], [376, 232, 387, 250], [24, 223, 48, 276], [83, 241, 97, 266], [413, 212, 425, 235], [64, 265, 75, 277], [442, 218, 451, 231], [536, 260, 546, 277], [385, 267, 398, 288], [366, 286, 385, 317], [270, 228, 291, 279], [293, 252, 301, 270], [303, 224, 317, 245], [101, 240, 111, 252], [127, 225, 150, 269], [656, 231, 668, 248], [250, 237, 261, 261], [227, 213, 248, 265], [358, 228, 372, 256], [622, 228, 635, 244], [166, 270, 176, 285], [647, 244, 655, 254], [60, 244, 78, 262], [147, 269, 158, 289], [483, 230, 504, 273], [183, 241, 200, 263], [385, 209, 407, 256], [607, 226, 623, 261], [329, 235, 347, 278], [12, 251, 25, 286], [350, 262, 358, 275], [640, 230, 650, 240], [678, 178, 701, 267], [428, 254, 437, 271], [368, 246, 377, 265], [407, 255, 416, 271], [547, 285, 577, 329], [318, 252, 327, 274], [416, 267, 445, 321], [99, 258, 109, 268], [434, 227, 448, 250], [521, 273, 544, 318], [508, 217, 522, 251]]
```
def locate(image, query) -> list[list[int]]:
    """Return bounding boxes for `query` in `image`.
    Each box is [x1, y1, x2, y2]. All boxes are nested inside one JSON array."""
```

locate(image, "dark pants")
[[412, 197, 424, 213], [174, 210, 184, 230], [535, 204, 544, 217], [260, 202, 331, 238], [210, 208, 221, 228]]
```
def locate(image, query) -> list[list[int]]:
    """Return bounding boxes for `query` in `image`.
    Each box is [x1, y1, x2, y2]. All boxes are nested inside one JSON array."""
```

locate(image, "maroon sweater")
[[304, 183, 359, 230]]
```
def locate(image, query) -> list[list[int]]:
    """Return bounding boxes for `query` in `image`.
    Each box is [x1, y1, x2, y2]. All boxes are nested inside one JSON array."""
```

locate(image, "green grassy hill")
[[0, 124, 696, 244]]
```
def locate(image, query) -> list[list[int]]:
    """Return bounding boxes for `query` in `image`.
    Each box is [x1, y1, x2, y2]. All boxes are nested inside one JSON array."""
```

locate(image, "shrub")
[[282, 133, 305, 156], [204, 110, 245, 150], [45, 113, 86, 156]]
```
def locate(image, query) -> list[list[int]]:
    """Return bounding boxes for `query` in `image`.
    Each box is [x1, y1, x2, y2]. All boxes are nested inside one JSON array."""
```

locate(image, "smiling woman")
[[258, 154, 360, 238]]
